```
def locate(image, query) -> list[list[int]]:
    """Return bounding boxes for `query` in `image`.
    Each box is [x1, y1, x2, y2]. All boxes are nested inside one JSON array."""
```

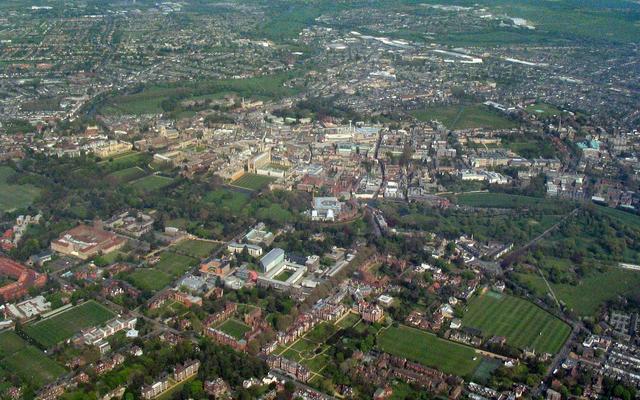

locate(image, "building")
[[94, 140, 133, 158], [141, 379, 170, 400], [173, 360, 200, 382], [228, 242, 263, 257], [51, 224, 126, 260], [260, 248, 285, 273], [204, 378, 230, 398], [104, 210, 155, 238], [0, 257, 47, 302], [311, 197, 343, 222]]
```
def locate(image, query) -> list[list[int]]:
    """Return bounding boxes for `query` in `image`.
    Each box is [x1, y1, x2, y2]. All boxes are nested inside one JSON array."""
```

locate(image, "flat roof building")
[[260, 248, 285, 273]]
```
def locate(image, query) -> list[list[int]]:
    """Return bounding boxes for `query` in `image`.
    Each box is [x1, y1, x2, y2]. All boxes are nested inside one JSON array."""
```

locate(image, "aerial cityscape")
[[0, 0, 639, 399]]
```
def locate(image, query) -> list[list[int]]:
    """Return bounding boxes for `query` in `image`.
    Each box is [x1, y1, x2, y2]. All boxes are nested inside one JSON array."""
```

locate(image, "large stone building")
[[51, 224, 126, 260]]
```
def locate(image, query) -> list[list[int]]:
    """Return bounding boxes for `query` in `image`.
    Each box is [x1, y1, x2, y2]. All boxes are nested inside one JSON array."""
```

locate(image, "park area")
[[411, 103, 517, 130], [23, 301, 115, 348], [463, 291, 571, 354], [129, 251, 197, 292], [0, 331, 66, 388], [377, 325, 481, 377], [129, 175, 175, 192], [231, 173, 275, 191], [107, 166, 148, 184], [516, 267, 640, 317], [170, 239, 218, 259], [0, 166, 40, 212]]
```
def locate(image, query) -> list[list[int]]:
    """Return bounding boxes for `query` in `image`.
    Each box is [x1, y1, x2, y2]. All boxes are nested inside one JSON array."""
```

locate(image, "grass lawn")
[[411, 104, 517, 130], [336, 312, 361, 329], [23, 301, 115, 348], [463, 291, 570, 354], [129, 269, 172, 292], [0, 333, 66, 388], [170, 239, 218, 259], [129, 175, 175, 192], [231, 173, 276, 191], [524, 103, 562, 118], [216, 318, 251, 340], [0, 166, 40, 212], [107, 166, 148, 183], [155, 252, 197, 276], [456, 192, 554, 209], [203, 189, 249, 213], [98, 152, 149, 172], [377, 325, 481, 377], [516, 267, 640, 316], [273, 269, 294, 282]]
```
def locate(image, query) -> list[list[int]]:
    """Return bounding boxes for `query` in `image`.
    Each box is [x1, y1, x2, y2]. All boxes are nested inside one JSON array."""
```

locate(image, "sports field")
[[456, 192, 552, 209], [231, 173, 275, 191], [23, 301, 115, 348], [516, 267, 640, 317], [463, 292, 570, 354], [129, 269, 172, 292], [216, 318, 251, 340], [0, 331, 66, 387], [155, 252, 197, 276], [411, 104, 517, 130], [377, 325, 481, 377], [0, 166, 40, 212], [129, 175, 175, 192], [107, 166, 147, 183], [170, 239, 218, 259]]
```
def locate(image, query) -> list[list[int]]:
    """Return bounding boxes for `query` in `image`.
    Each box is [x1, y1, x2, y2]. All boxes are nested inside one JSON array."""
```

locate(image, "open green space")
[[98, 152, 150, 173], [377, 325, 481, 377], [524, 103, 562, 118], [203, 189, 249, 213], [23, 301, 115, 348], [456, 192, 560, 209], [0, 332, 66, 388], [170, 239, 218, 259], [129, 175, 175, 192], [231, 173, 276, 191], [216, 318, 251, 340], [516, 267, 640, 316], [100, 73, 300, 115], [273, 269, 294, 282], [411, 104, 517, 130], [107, 166, 148, 184], [463, 291, 570, 354], [0, 166, 41, 212], [128, 269, 172, 292], [155, 252, 197, 276]]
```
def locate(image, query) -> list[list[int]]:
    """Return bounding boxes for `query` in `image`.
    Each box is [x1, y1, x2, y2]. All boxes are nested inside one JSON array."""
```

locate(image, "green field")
[[231, 173, 276, 191], [377, 325, 481, 377], [100, 73, 300, 115], [524, 103, 562, 118], [0, 332, 66, 388], [129, 269, 172, 292], [129, 175, 175, 192], [456, 192, 558, 209], [0, 166, 40, 212], [411, 104, 517, 130], [23, 301, 115, 348], [274, 269, 294, 282], [516, 267, 640, 317], [155, 252, 197, 276], [216, 318, 251, 340], [98, 152, 150, 172], [463, 292, 570, 354], [107, 166, 148, 183], [170, 239, 218, 259], [203, 189, 249, 213]]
